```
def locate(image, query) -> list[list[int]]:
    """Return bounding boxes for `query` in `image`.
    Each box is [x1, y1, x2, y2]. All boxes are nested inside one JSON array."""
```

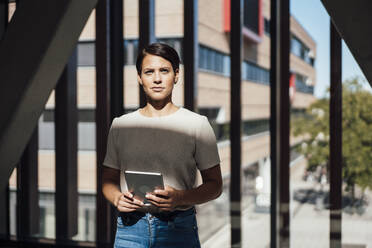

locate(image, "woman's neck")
[[140, 101, 179, 117]]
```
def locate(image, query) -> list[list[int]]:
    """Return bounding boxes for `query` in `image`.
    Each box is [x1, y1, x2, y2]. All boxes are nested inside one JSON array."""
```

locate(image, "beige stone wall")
[[124, 0, 184, 38], [242, 81, 271, 120], [292, 91, 317, 109], [80, 0, 184, 39], [124, 0, 139, 38], [198, 71, 230, 118], [156, 0, 183, 37], [256, 34, 271, 68], [9, 151, 97, 192], [218, 133, 270, 176], [198, 72, 271, 122], [77, 68, 96, 108], [198, 0, 229, 53], [290, 54, 316, 86], [262, 0, 271, 19], [290, 16, 317, 87], [79, 9, 95, 41], [45, 67, 97, 109]]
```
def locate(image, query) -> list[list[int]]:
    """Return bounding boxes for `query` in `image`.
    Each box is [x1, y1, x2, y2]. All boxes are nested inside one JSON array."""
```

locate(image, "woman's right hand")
[[114, 191, 144, 212]]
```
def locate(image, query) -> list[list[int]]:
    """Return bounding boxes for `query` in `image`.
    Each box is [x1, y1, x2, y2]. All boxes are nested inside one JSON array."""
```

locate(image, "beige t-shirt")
[[103, 107, 221, 206]]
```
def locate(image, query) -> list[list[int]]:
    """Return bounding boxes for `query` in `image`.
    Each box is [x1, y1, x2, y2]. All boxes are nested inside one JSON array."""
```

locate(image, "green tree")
[[292, 77, 372, 199]]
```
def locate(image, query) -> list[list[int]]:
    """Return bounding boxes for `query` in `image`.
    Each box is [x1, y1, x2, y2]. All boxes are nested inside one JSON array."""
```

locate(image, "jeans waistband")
[[151, 207, 196, 221], [119, 207, 196, 225]]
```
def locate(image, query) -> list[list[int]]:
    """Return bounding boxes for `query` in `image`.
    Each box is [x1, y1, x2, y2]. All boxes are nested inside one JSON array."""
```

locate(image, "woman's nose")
[[153, 71, 161, 83]]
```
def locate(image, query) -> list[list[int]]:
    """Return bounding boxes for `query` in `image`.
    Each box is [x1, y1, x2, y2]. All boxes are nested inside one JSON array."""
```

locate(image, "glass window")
[[199, 46, 207, 69], [242, 61, 270, 85], [198, 45, 230, 75], [78, 42, 95, 66], [223, 56, 230, 76], [264, 18, 270, 36], [242, 119, 270, 136], [295, 73, 314, 94], [124, 39, 139, 65], [243, 0, 259, 34], [39, 109, 96, 150], [124, 40, 133, 65], [291, 36, 302, 58], [209, 49, 215, 71], [290, 35, 314, 67], [42, 109, 95, 123]]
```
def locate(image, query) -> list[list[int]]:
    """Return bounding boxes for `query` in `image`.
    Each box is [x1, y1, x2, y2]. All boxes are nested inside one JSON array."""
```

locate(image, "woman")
[[102, 43, 222, 248]]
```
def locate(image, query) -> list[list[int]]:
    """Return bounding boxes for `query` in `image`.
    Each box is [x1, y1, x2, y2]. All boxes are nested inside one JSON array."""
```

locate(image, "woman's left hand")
[[145, 185, 183, 211]]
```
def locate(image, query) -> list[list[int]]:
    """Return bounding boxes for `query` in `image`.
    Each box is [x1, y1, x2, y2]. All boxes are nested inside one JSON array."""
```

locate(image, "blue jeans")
[[114, 208, 201, 248]]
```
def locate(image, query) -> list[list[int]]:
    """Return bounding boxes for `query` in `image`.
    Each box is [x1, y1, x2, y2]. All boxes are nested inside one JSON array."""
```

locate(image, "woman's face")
[[138, 54, 179, 103]]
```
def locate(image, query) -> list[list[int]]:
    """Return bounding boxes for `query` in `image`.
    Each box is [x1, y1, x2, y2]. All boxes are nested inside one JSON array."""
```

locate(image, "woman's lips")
[[151, 87, 164, 92]]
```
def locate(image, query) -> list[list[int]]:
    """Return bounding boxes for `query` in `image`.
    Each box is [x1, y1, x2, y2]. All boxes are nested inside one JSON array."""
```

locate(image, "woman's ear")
[[174, 68, 179, 84], [137, 74, 142, 86]]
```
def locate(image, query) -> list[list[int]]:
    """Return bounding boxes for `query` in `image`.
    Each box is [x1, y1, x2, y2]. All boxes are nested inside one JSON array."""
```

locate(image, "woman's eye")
[[160, 69, 169, 73], [144, 71, 153, 75]]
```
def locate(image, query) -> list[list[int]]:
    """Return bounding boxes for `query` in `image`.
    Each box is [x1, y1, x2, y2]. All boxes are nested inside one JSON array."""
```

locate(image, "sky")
[[290, 0, 369, 98]]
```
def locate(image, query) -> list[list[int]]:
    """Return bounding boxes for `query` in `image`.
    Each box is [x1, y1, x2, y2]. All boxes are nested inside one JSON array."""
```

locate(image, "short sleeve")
[[195, 116, 221, 170], [103, 118, 120, 170]]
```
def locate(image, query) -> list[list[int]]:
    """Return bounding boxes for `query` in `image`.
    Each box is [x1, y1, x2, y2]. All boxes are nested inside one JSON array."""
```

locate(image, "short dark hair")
[[136, 42, 180, 75]]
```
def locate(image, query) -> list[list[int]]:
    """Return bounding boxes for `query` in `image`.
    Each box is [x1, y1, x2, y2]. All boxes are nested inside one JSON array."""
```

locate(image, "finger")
[[117, 205, 138, 212], [153, 190, 170, 198], [146, 194, 169, 204], [120, 198, 144, 207], [121, 195, 131, 202], [122, 194, 143, 206], [130, 198, 145, 206], [119, 200, 143, 209], [123, 191, 134, 199], [145, 199, 171, 208]]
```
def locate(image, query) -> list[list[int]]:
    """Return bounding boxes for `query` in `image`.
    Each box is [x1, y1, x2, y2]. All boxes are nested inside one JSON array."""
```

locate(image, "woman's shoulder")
[[177, 107, 208, 122], [111, 110, 140, 127]]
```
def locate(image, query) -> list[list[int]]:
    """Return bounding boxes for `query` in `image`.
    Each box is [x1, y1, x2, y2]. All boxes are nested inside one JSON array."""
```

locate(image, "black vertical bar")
[[183, 0, 198, 111], [0, 185, 9, 238], [0, 0, 7, 40], [0, 0, 9, 238], [270, 0, 290, 247], [96, 0, 115, 246], [110, 0, 124, 118], [55, 48, 78, 240], [138, 0, 155, 108], [330, 21, 342, 248], [230, 0, 242, 247], [269, 0, 277, 247], [16, 128, 39, 239]]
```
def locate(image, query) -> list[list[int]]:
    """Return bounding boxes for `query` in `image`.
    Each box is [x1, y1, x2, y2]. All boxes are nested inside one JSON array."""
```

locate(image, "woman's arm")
[[102, 166, 144, 212], [145, 164, 223, 211]]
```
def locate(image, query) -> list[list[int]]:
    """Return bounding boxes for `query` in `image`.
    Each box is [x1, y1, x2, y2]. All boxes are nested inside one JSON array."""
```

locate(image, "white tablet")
[[124, 170, 164, 206]]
